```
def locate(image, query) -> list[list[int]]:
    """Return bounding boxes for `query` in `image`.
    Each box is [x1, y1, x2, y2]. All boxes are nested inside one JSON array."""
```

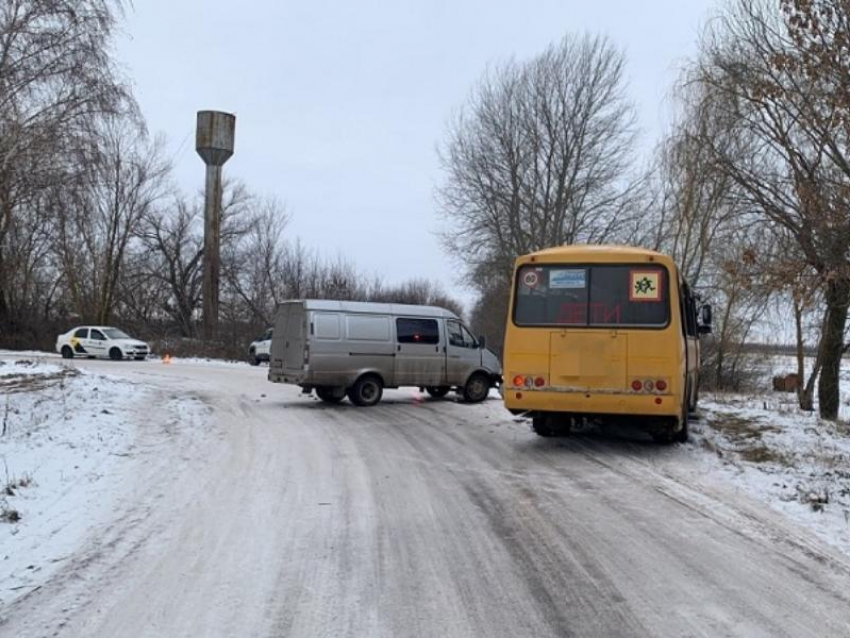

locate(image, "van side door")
[[394, 317, 446, 387], [445, 319, 481, 386]]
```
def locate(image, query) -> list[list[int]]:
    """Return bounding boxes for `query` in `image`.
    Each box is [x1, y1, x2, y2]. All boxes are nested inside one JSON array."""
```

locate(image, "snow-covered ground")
[[693, 397, 850, 553], [687, 355, 850, 557], [1, 350, 850, 636], [0, 355, 209, 606], [2, 350, 850, 596]]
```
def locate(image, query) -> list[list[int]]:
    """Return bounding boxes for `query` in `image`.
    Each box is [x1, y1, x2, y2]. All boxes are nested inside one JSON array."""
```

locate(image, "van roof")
[[283, 299, 459, 319]]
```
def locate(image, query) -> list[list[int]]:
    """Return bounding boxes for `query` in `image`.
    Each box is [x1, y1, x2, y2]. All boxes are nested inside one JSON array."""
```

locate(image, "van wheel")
[[462, 373, 490, 403], [425, 386, 450, 398], [348, 375, 383, 407], [316, 386, 345, 404], [109, 347, 123, 361], [61, 346, 74, 359], [248, 350, 259, 366]]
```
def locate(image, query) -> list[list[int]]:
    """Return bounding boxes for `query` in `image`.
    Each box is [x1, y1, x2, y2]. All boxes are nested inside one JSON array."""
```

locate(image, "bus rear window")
[[514, 264, 669, 327]]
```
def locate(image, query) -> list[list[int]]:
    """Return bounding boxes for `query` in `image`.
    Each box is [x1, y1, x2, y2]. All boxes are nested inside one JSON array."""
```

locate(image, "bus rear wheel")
[[674, 405, 689, 443], [532, 414, 570, 438]]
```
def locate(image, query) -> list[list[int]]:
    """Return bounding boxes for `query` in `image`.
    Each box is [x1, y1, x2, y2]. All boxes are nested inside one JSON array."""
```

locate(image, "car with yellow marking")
[[56, 326, 151, 361]]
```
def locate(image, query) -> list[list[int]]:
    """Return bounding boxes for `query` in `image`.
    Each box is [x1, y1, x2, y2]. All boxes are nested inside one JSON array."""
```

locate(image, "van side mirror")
[[477, 335, 486, 350]]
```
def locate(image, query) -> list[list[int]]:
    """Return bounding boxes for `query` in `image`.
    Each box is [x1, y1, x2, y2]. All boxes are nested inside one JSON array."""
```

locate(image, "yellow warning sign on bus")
[[629, 270, 662, 302]]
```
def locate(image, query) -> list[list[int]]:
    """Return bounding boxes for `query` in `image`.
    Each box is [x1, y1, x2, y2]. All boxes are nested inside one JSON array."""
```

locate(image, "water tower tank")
[[196, 111, 235, 166]]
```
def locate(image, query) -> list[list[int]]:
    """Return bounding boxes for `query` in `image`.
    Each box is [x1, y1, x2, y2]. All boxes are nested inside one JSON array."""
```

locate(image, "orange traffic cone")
[[163, 353, 171, 365]]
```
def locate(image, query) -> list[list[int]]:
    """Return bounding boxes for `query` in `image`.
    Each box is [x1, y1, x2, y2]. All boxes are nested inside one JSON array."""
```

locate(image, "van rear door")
[[271, 302, 307, 375]]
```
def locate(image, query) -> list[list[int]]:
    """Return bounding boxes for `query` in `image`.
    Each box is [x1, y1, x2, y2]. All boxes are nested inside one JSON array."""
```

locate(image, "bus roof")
[[519, 244, 673, 264]]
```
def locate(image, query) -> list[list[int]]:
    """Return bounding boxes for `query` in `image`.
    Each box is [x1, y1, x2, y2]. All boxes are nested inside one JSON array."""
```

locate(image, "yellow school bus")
[[503, 245, 711, 442]]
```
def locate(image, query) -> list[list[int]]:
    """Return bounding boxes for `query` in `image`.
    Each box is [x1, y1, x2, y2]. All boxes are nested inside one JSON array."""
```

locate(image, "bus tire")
[[348, 375, 383, 407], [462, 372, 490, 403], [425, 386, 450, 398], [532, 414, 571, 437], [675, 401, 690, 443]]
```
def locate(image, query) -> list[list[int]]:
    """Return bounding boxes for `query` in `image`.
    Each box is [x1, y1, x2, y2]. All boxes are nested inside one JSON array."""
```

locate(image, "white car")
[[248, 328, 272, 366], [56, 326, 151, 361]]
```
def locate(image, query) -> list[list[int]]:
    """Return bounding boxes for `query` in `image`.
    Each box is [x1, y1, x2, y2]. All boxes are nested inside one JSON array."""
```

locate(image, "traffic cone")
[[163, 353, 171, 365]]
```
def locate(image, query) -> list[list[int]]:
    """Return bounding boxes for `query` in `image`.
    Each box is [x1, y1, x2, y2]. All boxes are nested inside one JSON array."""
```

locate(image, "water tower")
[[196, 110, 235, 341]]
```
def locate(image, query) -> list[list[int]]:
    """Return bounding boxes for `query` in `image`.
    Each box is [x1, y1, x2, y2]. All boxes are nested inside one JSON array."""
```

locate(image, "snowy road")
[[3, 358, 850, 637]]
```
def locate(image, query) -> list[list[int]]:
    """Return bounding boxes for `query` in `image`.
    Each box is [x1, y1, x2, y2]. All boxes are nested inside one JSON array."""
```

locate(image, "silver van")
[[268, 300, 502, 406]]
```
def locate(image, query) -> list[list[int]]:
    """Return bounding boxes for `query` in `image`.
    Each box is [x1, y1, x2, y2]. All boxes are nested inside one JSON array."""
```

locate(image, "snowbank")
[[0, 360, 207, 605], [692, 389, 850, 557]]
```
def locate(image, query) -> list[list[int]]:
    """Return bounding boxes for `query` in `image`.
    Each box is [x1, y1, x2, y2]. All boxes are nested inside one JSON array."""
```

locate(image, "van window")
[[347, 315, 390, 341], [74, 328, 88, 339], [447, 320, 477, 348], [314, 314, 341, 340], [397, 318, 439, 344]]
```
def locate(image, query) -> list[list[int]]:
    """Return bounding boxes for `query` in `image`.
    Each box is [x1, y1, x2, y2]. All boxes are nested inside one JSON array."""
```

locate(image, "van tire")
[[425, 386, 450, 398], [248, 350, 259, 366], [462, 372, 489, 403], [61, 346, 74, 359], [316, 386, 345, 404], [348, 375, 383, 407], [109, 347, 123, 361]]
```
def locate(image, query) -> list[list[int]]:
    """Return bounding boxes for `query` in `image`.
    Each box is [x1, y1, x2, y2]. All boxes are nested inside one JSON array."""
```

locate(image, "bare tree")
[[0, 0, 131, 339], [437, 33, 639, 295], [691, 0, 850, 419], [54, 119, 170, 324]]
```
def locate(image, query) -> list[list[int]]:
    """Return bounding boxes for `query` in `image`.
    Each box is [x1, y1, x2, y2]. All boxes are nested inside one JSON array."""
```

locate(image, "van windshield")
[[514, 264, 669, 327]]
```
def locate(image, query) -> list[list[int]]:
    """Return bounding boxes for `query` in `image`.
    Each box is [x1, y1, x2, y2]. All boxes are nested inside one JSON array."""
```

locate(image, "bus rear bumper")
[[504, 389, 680, 419]]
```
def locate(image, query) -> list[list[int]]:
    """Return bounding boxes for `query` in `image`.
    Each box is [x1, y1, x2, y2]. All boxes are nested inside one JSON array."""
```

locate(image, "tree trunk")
[[817, 278, 850, 421], [793, 295, 815, 411]]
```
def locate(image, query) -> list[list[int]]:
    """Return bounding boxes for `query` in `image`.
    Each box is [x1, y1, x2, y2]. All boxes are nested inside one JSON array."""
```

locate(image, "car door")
[[70, 328, 89, 355], [87, 329, 109, 358], [446, 320, 482, 385], [394, 317, 445, 387]]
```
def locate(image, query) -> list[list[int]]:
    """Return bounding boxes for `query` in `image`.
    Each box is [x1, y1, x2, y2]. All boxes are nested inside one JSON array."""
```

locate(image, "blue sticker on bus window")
[[549, 269, 586, 289]]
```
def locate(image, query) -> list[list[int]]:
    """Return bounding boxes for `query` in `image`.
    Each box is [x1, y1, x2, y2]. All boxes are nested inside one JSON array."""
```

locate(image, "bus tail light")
[[644, 379, 655, 392], [524, 376, 533, 388], [534, 377, 545, 387], [631, 379, 643, 392], [656, 379, 668, 392], [512, 375, 524, 388]]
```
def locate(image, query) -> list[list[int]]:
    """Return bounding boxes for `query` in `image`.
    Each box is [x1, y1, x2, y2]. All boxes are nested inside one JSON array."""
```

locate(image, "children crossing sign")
[[629, 270, 662, 302]]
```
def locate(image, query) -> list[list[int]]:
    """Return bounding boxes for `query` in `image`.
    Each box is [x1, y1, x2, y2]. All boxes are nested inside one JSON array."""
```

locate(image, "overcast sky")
[[116, 0, 714, 310]]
